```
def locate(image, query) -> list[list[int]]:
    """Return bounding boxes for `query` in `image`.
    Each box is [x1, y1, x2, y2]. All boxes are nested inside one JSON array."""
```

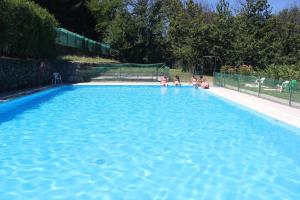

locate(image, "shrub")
[[0, 0, 58, 58], [238, 64, 254, 75], [220, 65, 238, 74], [221, 64, 300, 81], [258, 64, 300, 81]]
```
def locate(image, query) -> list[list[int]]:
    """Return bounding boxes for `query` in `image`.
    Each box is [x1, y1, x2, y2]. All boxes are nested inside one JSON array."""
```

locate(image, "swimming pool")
[[0, 85, 300, 199]]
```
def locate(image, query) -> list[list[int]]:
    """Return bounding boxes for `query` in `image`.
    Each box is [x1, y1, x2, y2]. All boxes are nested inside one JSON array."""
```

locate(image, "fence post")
[[258, 80, 261, 97], [289, 81, 293, 106], [223, 72, 226, 87], [237, 74, 240, 92]]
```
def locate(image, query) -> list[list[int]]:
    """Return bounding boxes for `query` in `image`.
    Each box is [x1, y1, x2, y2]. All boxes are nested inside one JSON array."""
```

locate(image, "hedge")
[[0, 0, 58, 58], [220, 65, 300, 80]]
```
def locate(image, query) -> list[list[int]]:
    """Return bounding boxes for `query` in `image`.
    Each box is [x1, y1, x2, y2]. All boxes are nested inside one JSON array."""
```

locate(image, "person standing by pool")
[[161, 74, 168, 87], [174, 75, 181, 86]]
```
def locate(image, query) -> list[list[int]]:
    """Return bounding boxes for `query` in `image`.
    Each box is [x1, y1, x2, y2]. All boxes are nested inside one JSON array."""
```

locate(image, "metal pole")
[[258, 80, 261, 97], [289, 81, 293, 106], [237, 74, 240, 92], [213, 57, 217, 75]]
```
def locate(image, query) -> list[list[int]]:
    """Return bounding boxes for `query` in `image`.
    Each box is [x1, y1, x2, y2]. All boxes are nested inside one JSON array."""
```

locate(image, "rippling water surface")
[[0, 85, 300, 200]]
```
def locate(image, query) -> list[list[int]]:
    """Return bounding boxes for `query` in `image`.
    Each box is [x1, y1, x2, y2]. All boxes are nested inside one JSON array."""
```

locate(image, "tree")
[[33, 0, 96, 39], [275, 7, 300, 64], [233, 0, 273, 67], [166, 0, 213, 72], [87, 0, 124, 40], [211, 0, 235, 65]]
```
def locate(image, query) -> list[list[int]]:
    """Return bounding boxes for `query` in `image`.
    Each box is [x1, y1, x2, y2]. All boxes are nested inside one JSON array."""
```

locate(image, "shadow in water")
[[0, 86, 75, 124]]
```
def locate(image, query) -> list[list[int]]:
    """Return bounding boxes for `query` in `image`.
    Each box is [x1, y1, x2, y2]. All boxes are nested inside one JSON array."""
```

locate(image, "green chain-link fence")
[[55, 28, 111, 56], [214, 72, 300, 108]]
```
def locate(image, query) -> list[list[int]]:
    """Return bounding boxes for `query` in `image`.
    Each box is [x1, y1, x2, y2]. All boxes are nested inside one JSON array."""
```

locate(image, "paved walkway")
[[209, 87, 300, 129]]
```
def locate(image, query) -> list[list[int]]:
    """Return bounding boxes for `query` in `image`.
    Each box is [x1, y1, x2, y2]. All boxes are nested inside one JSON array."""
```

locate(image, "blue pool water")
[[0, 85, 300, 200]]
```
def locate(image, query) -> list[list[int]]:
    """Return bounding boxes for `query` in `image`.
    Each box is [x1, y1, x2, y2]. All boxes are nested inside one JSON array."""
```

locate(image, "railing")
[[213, 72, 300, 108]]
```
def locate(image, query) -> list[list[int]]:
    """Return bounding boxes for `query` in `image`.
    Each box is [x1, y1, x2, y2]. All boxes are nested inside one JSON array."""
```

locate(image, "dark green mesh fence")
[[55, 28, 111, 56], [79, 63, 169, 81], [214, 72, 300, 108]]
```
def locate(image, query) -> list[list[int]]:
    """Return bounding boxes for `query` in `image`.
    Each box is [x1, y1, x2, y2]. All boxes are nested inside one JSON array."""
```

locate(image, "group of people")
[[161, 75, 181, 87], [160, 74, 209, 89], [191, 75, 209, 89]]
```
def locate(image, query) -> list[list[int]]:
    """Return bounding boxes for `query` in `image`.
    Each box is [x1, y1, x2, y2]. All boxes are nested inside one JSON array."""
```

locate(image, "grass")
[[57, 55, 119, 64]]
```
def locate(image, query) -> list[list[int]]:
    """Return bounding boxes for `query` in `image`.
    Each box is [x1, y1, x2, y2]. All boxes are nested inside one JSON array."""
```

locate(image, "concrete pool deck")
[[76, 82, 300, 129]]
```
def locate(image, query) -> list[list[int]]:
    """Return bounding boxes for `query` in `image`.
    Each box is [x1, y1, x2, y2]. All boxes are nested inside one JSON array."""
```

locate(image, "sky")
[[199, 0, 300, 13]]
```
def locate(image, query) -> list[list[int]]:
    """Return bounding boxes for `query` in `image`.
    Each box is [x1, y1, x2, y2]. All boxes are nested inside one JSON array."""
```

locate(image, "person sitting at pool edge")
[[197, 76, 204, 85], [174, 75, 181, 86], [201, 78, 209, 89], [161, 74, 168, 87], [191, 75, 197, 87], [196, 76, 209, 89]]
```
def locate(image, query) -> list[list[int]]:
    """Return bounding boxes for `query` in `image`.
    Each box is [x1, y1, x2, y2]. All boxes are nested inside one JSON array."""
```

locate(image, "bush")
[[220, 65, 238, 74], [258, 64, 300, 81], [238, 65, 254, 75], [0, 0, 58, 58], [221, 64, 300, 81]]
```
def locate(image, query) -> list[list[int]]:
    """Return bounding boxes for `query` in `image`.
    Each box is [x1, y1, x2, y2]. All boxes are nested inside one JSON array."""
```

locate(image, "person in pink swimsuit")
[[161, 75, 168, 87]]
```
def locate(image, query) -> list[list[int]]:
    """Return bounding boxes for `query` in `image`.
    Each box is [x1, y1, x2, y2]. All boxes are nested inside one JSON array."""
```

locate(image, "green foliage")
[[33, 0, 96, 40], [86, 0, 300, 73], [89, 0, 167, 63], [220, 65, 237, 74], [274, 7, 300, 65], [259, 65, 300, 80], [221, 64, 300, 81], [166, 0, 212, 71], [221, 65, 254, 75], [57, 55, 118, 63], [239, 65, 254, 75], [233, 0, 272, 67], [0, 0, 58, 58], [211, 0, 235, 65], [87, 0, 124, 40]]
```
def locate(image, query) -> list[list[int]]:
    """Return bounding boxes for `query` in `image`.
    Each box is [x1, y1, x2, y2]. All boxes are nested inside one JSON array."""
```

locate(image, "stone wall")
[[0, 57, 90, 93]]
